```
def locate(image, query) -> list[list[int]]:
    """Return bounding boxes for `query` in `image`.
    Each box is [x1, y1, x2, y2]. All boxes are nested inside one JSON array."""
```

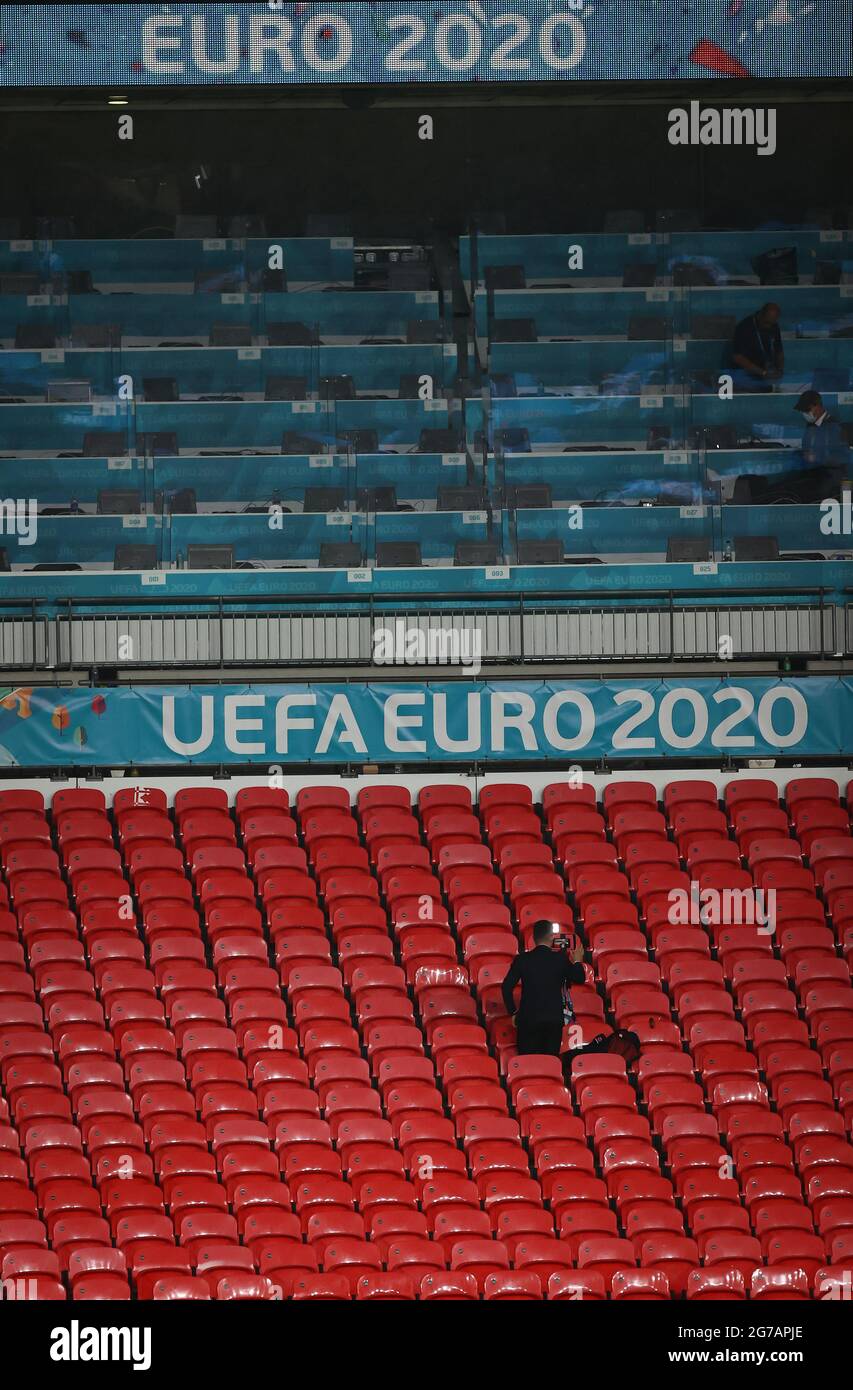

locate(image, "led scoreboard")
[[0, 1, 850, 88]]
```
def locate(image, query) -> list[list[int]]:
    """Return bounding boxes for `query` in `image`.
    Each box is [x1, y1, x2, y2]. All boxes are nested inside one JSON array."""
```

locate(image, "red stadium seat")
[[0, 770, 845, 1323], [419, 1271, 478, 1301], [547, 1270, 606, 1300], [612, 1269, 670, 1300], [355, 1272, 416, 1300], [687, 1268, 746, 1300], [483, 1270, 542, 1300], [291, 1273, 352, 1300], [750, 1267, 811, 1300]]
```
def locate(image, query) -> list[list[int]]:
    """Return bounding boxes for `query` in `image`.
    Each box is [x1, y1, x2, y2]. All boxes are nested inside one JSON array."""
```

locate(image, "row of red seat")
[[1, 777, 852, 1299], [5, 1263, 846, 1302]]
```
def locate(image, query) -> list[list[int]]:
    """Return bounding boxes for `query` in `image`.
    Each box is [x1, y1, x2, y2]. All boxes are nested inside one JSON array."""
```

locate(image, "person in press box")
[[794, 389, 850, 473], [730, 301, 784, 391]]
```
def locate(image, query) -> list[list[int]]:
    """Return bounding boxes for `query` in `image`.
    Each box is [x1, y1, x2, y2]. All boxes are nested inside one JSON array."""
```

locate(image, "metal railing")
[[0, 586, 829, 673]]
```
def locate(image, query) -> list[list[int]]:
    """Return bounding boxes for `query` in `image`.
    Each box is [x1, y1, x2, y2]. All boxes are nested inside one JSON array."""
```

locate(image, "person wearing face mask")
[[730, 302, 784, 391], [795, 390, 850, 473]]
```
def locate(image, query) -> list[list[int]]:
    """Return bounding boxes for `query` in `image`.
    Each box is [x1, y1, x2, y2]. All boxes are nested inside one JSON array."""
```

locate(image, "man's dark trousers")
[[516, 1020, 563, 1056]]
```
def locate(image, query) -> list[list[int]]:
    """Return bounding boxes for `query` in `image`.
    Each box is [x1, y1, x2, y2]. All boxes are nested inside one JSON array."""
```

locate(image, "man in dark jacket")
[[501, 919, 585, 1056], [730, 302, 784, 391], [794, 389, 850, 472]]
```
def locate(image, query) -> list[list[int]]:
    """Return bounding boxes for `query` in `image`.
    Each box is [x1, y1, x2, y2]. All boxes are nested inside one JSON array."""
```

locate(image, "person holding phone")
[[501, 919, 585, 1056]]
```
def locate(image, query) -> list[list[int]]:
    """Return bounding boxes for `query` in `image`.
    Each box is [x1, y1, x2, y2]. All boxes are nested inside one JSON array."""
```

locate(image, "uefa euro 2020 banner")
[[0, 2, 850, 88], [0, 678, 851, 767]]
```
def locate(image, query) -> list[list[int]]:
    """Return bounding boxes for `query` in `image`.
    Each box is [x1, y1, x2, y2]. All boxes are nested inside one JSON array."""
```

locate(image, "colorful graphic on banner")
[[0, 2, 849, 88], [0, 678, 849, 766]]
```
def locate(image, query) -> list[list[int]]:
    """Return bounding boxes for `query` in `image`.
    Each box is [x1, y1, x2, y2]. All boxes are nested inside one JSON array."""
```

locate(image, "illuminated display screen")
[[0, 1, 850, 88]]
